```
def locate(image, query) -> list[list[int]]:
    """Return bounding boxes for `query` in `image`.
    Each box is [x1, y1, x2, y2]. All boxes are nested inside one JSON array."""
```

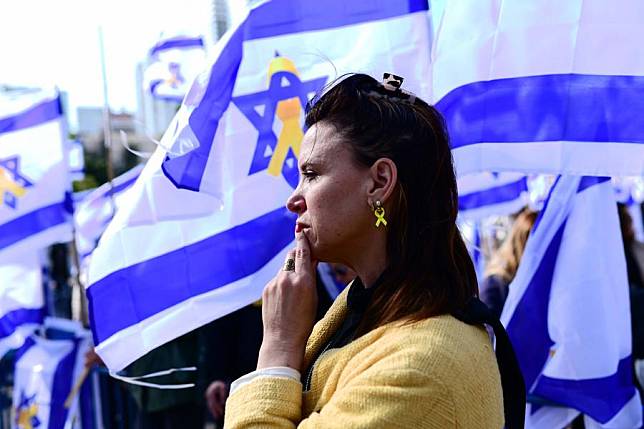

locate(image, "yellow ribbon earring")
[[374, 200, 387, 228]]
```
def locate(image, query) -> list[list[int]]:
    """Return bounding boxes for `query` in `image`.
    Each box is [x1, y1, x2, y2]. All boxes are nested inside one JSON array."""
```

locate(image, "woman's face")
[[286, 122, 372, 262]]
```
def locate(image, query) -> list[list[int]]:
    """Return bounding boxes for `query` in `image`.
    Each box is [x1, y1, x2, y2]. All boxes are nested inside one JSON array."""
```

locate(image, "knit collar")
[[346, 271, 385, 313]]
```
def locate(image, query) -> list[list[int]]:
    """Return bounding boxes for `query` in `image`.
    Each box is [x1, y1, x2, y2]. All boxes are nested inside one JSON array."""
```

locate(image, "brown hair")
[[485, 208, 538, 283], [305, 74, 477, 334]]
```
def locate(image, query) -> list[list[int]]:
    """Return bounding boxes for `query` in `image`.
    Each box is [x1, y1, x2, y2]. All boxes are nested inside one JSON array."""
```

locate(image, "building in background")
[[212, 0, 229, 40]]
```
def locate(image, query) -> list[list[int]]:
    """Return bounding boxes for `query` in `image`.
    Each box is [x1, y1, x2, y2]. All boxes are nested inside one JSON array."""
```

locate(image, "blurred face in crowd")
[[286, 122, 373, 263]]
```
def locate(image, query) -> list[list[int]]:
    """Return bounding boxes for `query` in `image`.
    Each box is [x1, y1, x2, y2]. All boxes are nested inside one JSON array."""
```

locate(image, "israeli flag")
[[0, 252, 45, 358], [144, 35, 207, 102], [88, 0, 432, 370], [42, 317, 103, 429], [74, 164, 143, 265], [0, 89, 72, 259], [501, 176, 643, 428], [458, 172, 528, 220], [12, 329, 92, 429], [432, 0, 644, 177]]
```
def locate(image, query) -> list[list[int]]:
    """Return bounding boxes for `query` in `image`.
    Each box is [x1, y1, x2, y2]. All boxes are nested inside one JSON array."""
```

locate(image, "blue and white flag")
[[144, 35, 207, 102], [88, 0, 432, 370], [458, 172, 528, 220], [74, 164, 143, 265], [0, 252, 45, 357], [432, 0, 644, 177], [13, 329, 92, 429], [42, 317, 103, 429], [501, 176, 642, 428], [0, 89, 72, 259]]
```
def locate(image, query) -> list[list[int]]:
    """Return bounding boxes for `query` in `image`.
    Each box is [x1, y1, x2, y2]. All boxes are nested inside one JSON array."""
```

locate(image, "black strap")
[[455, 297, 526, 429]]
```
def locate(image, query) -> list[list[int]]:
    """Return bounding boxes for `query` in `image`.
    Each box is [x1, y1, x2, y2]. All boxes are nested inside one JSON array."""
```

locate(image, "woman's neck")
[[346, 233, 388, 288]]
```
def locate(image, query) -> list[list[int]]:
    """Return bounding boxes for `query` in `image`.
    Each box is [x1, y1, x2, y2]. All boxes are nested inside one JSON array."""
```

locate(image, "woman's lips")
[[295, 223, 308, 233]]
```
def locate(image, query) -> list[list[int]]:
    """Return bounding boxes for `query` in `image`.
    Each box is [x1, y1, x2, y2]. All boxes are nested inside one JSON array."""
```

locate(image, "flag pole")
[[98, 26, 116, 186], [69, 231, 87, 325], [69, 26, 117, 326]]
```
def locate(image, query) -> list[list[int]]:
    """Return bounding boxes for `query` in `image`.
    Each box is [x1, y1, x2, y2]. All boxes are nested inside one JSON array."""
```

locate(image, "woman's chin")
[[309, 246, 337, 265]]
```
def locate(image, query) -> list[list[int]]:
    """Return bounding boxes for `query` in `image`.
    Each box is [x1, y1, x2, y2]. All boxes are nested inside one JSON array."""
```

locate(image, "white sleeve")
[[229, 366, 301, 394]]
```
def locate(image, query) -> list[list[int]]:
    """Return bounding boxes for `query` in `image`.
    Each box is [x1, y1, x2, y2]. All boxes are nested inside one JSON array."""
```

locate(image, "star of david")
[[232, 71, 327, 189], [16, 392, 41, 429], [0, 156, 34, 209], [166, 62, 185, 88]]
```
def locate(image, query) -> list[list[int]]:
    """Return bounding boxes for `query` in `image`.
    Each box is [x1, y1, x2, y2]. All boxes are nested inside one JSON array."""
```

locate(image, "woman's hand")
[[257, 232, 318, 371]]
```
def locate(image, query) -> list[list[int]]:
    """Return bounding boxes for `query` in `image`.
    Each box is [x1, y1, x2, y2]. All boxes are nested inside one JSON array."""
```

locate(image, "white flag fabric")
[[0, 252, 44, 358], [74, 164, 143, 264], [88, 0, 432, 371], [144, 35, 207, 102], [432, 0, 644, 177], [501, 176, 642, 428], [458, 172, 528, 220], [13, 328, 91, 429], [0, 89, 72, 259], [67, 139, 85, 181]]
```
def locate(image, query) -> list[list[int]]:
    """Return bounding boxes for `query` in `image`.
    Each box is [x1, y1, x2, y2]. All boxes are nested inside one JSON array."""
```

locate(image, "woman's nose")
[[286, 192, 306, 214]]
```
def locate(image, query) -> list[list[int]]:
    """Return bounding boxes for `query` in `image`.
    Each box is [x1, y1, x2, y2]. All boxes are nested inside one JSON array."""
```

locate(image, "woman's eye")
[[302, 171, 317, 180]]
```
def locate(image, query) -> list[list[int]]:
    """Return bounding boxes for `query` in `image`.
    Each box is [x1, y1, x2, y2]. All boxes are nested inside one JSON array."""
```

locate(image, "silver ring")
[[283, 258, 295, 272]]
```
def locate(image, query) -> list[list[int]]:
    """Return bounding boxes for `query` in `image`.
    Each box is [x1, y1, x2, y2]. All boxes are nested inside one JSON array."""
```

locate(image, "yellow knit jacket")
[[225, 287, 504, 428]]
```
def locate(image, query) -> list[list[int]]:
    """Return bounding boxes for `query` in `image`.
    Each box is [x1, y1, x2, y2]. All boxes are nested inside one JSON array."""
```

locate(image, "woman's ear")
[[367, 158, 397, 205]]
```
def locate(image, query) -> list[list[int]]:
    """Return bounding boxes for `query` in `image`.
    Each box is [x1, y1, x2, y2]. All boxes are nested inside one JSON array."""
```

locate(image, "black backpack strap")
[[455, 297, 526, 429]]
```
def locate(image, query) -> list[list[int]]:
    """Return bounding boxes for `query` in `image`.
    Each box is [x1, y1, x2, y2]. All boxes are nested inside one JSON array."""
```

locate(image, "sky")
[[0, 0, 246, 127]]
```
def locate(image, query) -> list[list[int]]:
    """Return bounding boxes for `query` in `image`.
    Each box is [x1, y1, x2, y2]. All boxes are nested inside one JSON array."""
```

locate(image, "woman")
[[224, 74, 524, 428], [481, 208, 538, 318]]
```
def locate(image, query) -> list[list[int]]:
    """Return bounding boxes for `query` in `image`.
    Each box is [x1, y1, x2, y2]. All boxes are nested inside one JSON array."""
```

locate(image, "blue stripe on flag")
[[459, 177, 527, 211], [161, 20, 246, 191], [13, 336, 36, 363], [48, 340, 79, 429], [106, 175, 138, 197], [87, 207, 296, 344], [0, 308, 44, 339], [506, 221, 567, 389], [578, 176, 611, 193], [0, 97, 62, 134], [245, 0, 429, 41], [150, 37, 204, 56], [535, 356, 636, 424], [79, 370, 95, 429], [436, 74, 644, 149], [0, 202, 69, 251]]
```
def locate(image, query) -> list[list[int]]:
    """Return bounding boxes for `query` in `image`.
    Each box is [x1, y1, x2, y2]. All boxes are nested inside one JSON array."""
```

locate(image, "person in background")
[[617, 203, 644, 398], [618, 203, 644, 290], [480, 208, 538, 318]]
